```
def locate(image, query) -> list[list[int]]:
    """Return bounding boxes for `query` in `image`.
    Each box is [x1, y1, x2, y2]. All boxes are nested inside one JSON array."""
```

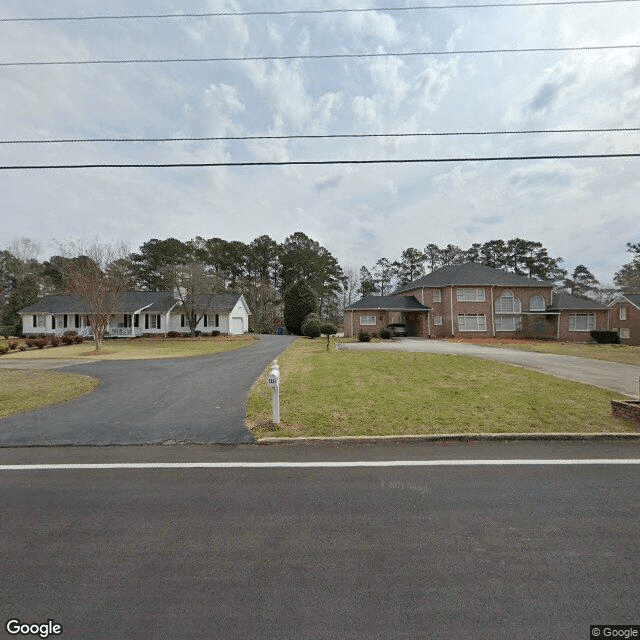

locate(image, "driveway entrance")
[[0, 335, 296, 446]]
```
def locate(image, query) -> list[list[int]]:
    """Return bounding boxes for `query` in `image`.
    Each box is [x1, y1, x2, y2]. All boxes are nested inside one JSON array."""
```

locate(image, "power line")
[[1, 0, 638, 22], [1, 153, 638, 170], [1, 128, 639, 145], [2, 44, 638, 67]]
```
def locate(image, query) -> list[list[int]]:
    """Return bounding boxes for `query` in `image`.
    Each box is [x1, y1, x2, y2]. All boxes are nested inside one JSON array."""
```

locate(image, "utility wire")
[[2, 44, 638, 67], [1, 128, 639, 145], [1, 0, 639, 22], [1, 154, 638, 170]]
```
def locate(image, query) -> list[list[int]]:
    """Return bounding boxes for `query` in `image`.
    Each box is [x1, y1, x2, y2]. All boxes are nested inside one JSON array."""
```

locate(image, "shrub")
[[358, 332, 371, 342], [0, 347, 8, 355], [590, 330, 620, 344], [380, 328, 392, 340], [74, 335, 84, 344], [194, 330, 201, 337], [167, 331, 180, 338], [181, 332, 191, 338], [25, 338, 36, 347], [62, 335, 75, 345], [50, 336, 62, 347], [19, 345, 26, 352], [301, 313, 322, 338], [34, 338, 48, 349], [8, 341, 18, 350], [211, 330, 221, 337]]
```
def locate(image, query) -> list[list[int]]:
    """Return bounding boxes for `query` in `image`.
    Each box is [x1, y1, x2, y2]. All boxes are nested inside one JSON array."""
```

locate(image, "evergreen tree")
[[283, 280, 317, 335]]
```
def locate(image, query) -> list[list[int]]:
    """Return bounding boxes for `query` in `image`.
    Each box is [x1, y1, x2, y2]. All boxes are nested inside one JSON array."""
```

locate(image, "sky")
[[0, 0, 639, 284]]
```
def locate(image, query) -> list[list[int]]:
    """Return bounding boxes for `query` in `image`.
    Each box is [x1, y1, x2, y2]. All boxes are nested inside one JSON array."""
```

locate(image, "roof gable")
[[395, 262, 552, 292], [610, 294, 640, 310]]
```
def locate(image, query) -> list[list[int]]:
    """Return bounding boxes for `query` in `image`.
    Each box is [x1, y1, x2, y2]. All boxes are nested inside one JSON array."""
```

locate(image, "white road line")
[[0, 459, 639, 470]]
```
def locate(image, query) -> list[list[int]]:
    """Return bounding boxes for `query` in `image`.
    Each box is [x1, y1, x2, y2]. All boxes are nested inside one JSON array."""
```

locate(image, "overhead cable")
[[1, 127, 639, 145], [1, 0, 639, 22], [1, 153, 639, 170], [2, 44, 639, 67]]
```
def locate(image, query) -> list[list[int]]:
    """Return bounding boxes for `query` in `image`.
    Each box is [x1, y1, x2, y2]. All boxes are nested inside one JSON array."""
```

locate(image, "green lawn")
[[247, 338, 634, 438], [0, 335, 255, 361], [0, 370, 99, 418], [480, 341, 640, 366]]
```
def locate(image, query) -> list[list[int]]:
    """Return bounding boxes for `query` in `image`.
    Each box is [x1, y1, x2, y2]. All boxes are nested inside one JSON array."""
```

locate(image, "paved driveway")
[[0, 335, 296, 446], [338, 338, 640, 397]]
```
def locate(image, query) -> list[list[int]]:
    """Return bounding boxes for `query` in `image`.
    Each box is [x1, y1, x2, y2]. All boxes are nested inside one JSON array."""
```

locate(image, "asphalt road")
[[1, 441, 639, 640], [339, 338, 640, 397], [0, 335, 296, 446]]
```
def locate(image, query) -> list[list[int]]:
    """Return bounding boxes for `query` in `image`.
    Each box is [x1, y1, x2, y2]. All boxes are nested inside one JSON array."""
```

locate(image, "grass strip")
[[247, 338, 634, 438], [0, 370, 99, 418]]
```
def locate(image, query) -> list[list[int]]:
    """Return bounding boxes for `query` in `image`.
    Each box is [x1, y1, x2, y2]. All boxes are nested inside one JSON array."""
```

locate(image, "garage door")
[[230, 317, 244, 335]]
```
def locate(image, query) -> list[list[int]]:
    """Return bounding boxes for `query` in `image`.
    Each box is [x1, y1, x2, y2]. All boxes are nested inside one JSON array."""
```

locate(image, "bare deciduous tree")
[[164, 262, 224, 337], [56, 238, 130, 351]]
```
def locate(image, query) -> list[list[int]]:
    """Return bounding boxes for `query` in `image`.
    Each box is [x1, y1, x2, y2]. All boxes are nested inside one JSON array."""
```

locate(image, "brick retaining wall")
[[611, 400, 640, 430]]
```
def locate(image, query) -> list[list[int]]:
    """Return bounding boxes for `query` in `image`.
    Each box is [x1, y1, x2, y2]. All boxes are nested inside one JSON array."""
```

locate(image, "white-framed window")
[[432, 290, 441, 303], [359, 315, 377, 326], [619, 328, 630, 339], [495, 290, 522, 314], [529, 294, 546, 312], [569, 314, 596, 331], [620, 307, 627, 320], [457, 288, 485, 302], [146, 314, 161, 329], [495, 316, 523, 332], [433, 315, 443, 326], [458, 314, 487, 332]]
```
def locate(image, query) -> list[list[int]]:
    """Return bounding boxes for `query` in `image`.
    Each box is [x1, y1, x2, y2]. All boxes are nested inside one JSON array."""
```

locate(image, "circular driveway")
[[0, 335, 296, 446], [338, 338, 640, 397]]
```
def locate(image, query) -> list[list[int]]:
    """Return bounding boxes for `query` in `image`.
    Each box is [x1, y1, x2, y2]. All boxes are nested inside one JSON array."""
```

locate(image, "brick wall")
[[343, 309, 393, 338], [609, 303, 640, 346], [556, 309, 609, 342], [611, 400, 640, 430]]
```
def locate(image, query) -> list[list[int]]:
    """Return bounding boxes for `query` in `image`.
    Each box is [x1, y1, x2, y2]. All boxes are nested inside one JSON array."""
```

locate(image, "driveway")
[[338, 338, 640, 397], [0, 335, 296, 446]]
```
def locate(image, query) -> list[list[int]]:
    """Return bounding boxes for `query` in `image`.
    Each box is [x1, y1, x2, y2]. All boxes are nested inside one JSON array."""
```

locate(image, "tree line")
[[1, 235, 639, 336]]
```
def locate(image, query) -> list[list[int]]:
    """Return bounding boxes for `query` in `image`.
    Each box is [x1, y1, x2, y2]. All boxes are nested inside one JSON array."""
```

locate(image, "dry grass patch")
[[0, 370, 99, 418], [0, 335, 255, 361], [247, 338, 634, 438]]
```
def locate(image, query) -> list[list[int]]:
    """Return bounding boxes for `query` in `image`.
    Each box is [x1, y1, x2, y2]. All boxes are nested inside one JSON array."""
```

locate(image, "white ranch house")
[[19, 291, 250, 338]]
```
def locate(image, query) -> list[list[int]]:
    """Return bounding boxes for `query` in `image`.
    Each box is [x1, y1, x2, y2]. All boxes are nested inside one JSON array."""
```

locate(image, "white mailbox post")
[[267, 359, 280, 424]]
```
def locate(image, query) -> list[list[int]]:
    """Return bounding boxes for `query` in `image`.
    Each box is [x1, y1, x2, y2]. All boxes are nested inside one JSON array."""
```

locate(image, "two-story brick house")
[[344, 263, 610, 341], [608, 294, 640, 345]]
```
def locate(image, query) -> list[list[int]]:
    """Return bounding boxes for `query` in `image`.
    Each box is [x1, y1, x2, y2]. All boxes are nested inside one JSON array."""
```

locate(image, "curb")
[[256, 432, 640, 445]]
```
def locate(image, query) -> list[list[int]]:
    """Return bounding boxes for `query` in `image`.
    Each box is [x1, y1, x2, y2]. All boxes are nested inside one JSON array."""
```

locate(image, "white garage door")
[[230, 317, 244, 335]]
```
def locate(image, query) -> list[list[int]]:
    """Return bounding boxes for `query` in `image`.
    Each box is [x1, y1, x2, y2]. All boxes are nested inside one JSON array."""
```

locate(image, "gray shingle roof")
[[19, 291, 242, 315], [394, 262, 552, 293], [548, 292, 608, 310], [345, 295, 430, 311], [620, 294, 640, 310]]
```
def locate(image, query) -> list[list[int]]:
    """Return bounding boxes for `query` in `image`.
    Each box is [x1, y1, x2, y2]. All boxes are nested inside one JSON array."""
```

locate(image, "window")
[[215, 314, 219, 326], [134, 314, 139, 328], [495, 290, 522, 314], [457, 288, 485, 302], [63, 314, 68, 328], [433, 315, 443, 326], [569, 314, 596, 331], [432, 290, 441, 303], [75, 314, 80, 328], [458, 314, 487, 332], [203, 314, 208, 328], [360, 315, 377, 326], [530, 294, 545, 312], [146, 314, 161, 329], [181, 314, 185, 328], [619, 328, 630, 339], [495, 316, 523, 332], [51, 315, 56, 330], [32, 315, 37, 328], [620, 307, 627, 320]]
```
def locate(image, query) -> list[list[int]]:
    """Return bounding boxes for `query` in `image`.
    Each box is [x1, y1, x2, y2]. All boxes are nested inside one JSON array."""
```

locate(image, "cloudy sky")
[[0, 0, 638, 282]]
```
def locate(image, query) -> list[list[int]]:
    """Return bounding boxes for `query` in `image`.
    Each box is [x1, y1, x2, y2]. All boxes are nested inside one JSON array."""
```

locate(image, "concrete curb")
[[257, 432, 640, 445]]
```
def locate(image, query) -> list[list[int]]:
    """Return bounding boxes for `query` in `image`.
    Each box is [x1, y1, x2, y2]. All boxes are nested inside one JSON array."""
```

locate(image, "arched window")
[[495, 290, 521, 314], [529, 294, 545, 312]]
